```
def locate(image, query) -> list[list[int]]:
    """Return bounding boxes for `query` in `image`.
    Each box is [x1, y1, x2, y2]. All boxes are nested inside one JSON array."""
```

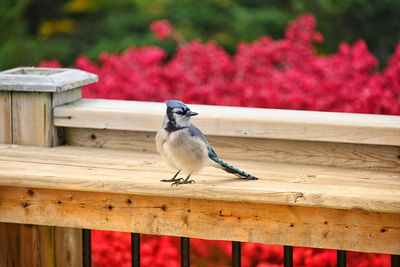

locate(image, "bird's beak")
[[188, 111, 198, 116]]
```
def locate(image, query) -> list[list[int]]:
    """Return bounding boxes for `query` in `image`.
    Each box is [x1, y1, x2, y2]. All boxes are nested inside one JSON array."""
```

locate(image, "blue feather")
[[165, 100, 188, 109], [209, 156, 258, 180], [188, 124, 218, 156]]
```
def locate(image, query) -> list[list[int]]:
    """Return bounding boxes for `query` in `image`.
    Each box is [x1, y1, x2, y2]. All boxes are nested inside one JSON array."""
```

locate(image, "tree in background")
[[1, 0, 400, 70]]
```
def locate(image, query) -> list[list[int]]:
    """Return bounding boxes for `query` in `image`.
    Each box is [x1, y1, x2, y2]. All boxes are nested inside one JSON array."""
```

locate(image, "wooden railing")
[[0, 67, 399, 266]]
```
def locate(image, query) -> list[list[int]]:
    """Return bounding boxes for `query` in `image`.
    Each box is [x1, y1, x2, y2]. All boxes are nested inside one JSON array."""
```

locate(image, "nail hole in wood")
[[21, 202, 31, 208]]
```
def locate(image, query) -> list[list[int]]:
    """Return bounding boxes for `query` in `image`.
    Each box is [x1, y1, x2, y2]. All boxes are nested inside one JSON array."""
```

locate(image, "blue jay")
[[156, 100, 258, 186]]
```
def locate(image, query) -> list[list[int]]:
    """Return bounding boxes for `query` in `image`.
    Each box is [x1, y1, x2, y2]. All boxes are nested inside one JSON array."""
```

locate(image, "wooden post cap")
[[0, 67, 98, 92]]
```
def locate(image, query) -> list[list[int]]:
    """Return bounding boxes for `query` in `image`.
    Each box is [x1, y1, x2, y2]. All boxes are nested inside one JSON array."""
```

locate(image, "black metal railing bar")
[[181, 237, 190, 267], [232, 241, 241, 267], [132, 233, 140, 267], [82, 229, 92, 267]]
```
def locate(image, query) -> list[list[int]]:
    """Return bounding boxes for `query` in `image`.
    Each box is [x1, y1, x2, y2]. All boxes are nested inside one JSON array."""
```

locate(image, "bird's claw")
[[171, 179, 196, 186], [160, 177, 183, 183]]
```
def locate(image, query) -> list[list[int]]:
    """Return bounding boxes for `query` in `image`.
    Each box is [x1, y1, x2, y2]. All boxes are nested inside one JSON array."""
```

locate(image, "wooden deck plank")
[[0, 144, 399, 214]]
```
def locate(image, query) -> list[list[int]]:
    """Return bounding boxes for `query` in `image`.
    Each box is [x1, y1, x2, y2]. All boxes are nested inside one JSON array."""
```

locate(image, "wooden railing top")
[[1, 144, 399, 214], [54, 99, 400, 146]]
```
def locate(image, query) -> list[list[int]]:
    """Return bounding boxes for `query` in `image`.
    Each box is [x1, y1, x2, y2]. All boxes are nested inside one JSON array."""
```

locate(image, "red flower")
[[150, 20, 173, 40]]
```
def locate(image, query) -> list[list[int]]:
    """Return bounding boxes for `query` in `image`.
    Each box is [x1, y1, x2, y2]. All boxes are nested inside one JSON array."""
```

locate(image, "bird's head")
[[164, 100, 198, 129]]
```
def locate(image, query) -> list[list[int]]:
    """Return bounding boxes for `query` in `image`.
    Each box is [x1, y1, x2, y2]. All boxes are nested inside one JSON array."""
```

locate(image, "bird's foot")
[[160, 177, 183, 183], [171, 179, 195, 186]]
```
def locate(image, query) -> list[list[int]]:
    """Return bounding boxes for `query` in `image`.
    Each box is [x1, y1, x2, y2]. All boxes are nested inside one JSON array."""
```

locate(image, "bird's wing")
[[188, 124, 217, 158]]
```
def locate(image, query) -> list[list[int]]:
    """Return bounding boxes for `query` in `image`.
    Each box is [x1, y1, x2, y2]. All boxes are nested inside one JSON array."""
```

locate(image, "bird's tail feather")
[[209, 156, 258, 180]]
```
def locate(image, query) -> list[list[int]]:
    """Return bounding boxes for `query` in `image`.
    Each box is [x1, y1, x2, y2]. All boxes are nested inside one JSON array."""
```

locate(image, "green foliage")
[[1, 0, 399, 70], [0, 0, 29, 68]]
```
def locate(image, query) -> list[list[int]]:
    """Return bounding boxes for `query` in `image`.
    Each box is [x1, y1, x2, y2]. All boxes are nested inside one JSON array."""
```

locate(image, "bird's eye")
[[175, 110, 184, 115]]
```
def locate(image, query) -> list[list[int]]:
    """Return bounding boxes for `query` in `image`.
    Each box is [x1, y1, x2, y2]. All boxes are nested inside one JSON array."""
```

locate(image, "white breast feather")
[[155, 128, 178, 170], [157, 128, 208, 175]]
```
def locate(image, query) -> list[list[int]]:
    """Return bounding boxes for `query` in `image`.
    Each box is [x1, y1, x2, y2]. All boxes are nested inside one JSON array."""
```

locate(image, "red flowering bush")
[[39, 14, 398, 267], [52, 13, 400, 115], [40, 14, 400, 114]]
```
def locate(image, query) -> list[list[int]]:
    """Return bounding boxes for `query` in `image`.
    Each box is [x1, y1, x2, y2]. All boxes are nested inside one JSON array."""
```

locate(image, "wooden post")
[[0, 67, 97, 267]]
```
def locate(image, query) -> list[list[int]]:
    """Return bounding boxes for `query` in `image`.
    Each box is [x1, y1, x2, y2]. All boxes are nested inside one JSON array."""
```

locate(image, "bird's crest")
[[165, 100, 188, 110]]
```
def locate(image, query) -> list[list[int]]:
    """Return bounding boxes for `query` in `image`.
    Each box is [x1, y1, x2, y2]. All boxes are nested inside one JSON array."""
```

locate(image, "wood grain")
[[1, 186, 400, 255], [0, 91, 12, 144], [64, 128, 400, 172], [0, 223, 7, 267], [52, 88, 82, 146], [21, 224, 41, 267], [64, 128, 156, 152], [38, 225, 55, 267], [7, 223, 22, 267], [52, 87, 81, 107], [55, 227, 82, 267], [3, 223, 52, 267], [0, 144, 399, 214], [12, 92, 53, 147], [0, 91, 11, 266], [54, 99, 400, 146]]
